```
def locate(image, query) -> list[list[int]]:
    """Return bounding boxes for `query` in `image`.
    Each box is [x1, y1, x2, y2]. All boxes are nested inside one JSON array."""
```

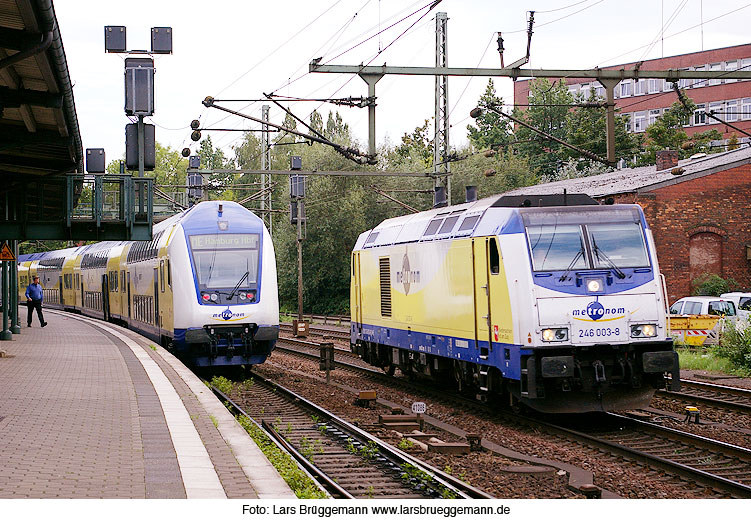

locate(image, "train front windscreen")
[[189, 233, 260, 289], [522, 207, 651, 273]]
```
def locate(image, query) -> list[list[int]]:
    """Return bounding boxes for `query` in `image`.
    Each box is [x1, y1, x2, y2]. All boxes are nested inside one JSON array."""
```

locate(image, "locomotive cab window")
[[523, 208, 650, 273], [489, 238, 500, 274]]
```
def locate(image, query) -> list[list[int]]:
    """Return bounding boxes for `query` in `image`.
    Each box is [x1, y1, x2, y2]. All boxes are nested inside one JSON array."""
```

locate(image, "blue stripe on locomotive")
[[353, 323, 528, 380]]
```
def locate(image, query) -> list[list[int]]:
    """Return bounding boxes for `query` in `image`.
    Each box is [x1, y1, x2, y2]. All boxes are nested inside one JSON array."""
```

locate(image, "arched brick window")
[[689, 228, 724, 285]]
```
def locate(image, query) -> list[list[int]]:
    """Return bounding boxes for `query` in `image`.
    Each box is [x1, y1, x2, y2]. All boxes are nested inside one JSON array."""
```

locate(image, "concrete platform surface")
[[0, 309, 294, 499]]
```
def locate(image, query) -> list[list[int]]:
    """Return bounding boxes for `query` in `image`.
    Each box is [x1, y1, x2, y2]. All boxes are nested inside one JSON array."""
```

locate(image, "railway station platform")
[[0, 309, 294, 499]]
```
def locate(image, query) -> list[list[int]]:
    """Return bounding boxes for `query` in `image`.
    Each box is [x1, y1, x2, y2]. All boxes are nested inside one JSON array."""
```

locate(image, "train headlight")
[[202, 293, 210, 301], [542, 328, 568, 342], [586, 278, 604, 293], [631, 324, 657, 338], [210, 293, 218, 301]]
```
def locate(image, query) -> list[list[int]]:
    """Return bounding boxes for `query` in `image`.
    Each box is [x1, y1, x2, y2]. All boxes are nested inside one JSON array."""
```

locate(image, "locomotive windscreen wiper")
[[559, 245, 584, 282], [228, 271, 249, 299], [591, 237, 626, 279]]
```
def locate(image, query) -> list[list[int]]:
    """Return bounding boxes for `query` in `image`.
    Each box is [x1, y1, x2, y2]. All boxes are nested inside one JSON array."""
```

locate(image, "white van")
[[720, 292, 751, 321]]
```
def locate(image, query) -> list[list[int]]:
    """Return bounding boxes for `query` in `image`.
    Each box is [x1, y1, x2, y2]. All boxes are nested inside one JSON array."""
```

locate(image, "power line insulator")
[[190, 119, 200, 130], [191, 130, 201, 141], [181, 148, 191, 157]]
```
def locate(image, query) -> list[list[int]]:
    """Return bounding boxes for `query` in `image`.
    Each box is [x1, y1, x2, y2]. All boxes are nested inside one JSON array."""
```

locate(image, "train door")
[[58, 277, 63, 307], [486, 237, 514, 346], [472, 237, 493, 354], [101, 274, 110, 321], [153, 267, 160, 331], [127, 271, 131, 320], [353, 252, 363, 333]]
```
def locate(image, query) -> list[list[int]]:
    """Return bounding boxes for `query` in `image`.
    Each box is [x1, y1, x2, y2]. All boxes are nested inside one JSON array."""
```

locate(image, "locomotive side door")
[[472, 237, 493, 351], [352, 252, 363, 333]]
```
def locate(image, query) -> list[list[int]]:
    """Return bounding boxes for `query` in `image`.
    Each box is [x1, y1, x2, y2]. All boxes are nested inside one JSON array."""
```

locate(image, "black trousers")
[[27, 299, 45, 326]]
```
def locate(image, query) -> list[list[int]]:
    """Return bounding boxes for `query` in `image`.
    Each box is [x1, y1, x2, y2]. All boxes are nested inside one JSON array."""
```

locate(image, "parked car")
[[669, 296, 738, 345], [669, 296, 737, 319]]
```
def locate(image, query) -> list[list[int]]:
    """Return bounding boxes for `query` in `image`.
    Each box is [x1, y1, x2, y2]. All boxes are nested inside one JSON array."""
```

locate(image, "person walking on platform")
[[25, 276, 47, 328]]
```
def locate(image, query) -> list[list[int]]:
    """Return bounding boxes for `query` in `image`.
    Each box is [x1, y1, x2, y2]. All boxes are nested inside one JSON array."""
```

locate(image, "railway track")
[[279, 322, 351, 345], [658, 379, 751, 413], [275, 324, 751, 497], [531, 412, 751, 498], [210, 373, 490, 499]]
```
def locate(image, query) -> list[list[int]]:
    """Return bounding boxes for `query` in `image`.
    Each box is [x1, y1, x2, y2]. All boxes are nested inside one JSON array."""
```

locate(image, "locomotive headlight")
[[542, 328, 568, 342], [586, 278, 604, 293], [210, 293, 218, 301], [631, 324, 657, 338]]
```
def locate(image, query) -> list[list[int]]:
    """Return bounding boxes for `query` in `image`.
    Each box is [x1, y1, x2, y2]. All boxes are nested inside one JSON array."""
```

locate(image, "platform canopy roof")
[[0, 0, 82, 180]]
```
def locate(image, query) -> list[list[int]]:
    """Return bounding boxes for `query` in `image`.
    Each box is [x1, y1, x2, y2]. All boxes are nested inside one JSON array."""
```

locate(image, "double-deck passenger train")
[[18, 201, 279, 367], [350, 194, 679, 413]]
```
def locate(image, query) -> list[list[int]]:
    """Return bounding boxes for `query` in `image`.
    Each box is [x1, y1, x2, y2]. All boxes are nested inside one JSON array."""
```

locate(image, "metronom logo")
[[572, 300, 626, 321]]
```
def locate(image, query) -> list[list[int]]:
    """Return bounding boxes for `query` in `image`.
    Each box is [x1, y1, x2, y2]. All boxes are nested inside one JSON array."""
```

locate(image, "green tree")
[[636, 96, 723, 165], [563, 89, 638, 167], [394, 119, 434, 169], [511, 78, 573, 176], [466, 78, 512, 151]]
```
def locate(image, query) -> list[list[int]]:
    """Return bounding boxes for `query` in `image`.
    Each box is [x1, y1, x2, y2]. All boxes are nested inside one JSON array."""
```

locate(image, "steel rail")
[[251, 371, 489, 499], [658, 378, 751, 413], [516, 413, 751, 498]]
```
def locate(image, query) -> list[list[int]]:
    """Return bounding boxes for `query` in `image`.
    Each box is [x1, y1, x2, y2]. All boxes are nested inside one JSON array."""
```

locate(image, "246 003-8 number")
[[579, 327, 621, 338]]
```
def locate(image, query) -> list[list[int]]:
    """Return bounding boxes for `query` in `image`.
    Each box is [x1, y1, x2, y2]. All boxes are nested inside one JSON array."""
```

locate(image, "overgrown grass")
[[677, 345, 751, 377], [237, 415, 327, 499], [209, 376, 327, 499]]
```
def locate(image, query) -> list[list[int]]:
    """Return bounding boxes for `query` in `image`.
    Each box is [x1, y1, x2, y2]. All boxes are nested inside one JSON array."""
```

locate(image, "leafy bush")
[[691, 273, 739, 297], [714, 321, 751, 373]]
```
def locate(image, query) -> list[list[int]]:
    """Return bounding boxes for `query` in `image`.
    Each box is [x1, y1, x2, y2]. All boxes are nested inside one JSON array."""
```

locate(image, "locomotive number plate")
[[572, 321, 627, 343]]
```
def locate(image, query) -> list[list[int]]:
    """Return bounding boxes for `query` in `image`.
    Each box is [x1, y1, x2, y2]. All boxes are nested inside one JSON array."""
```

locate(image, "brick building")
[[501, 147, 751, 302], [514, 43, 751, 141]]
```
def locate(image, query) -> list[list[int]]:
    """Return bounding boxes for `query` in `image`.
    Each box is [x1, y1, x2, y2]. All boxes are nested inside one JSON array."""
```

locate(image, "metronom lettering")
[[572, 307, 626, 317]]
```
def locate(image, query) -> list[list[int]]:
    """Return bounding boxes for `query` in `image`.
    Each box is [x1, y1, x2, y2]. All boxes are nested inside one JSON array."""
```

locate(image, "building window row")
[[620, 98, 751, 132], [564, 57, 751, 99]]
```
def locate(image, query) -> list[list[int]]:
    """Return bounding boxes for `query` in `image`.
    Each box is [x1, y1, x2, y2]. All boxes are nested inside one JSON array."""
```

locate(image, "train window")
[[121, 270, 126, 290], [160, 261, 165, 293], [740, 297, 751, 311], [423, 218, 443, 237], [365, 232, 379, 245], [437, 216, 459, 234], [458, 215, 480, 231], [489, 238, 500, 275]]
